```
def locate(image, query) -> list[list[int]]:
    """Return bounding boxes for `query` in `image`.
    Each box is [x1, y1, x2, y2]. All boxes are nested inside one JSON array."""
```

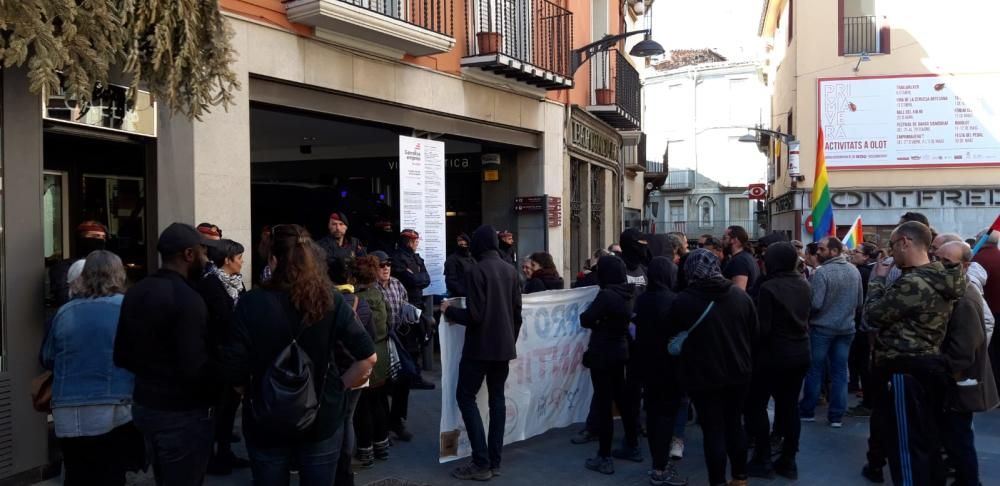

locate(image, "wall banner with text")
[[398, 135, 447, 295]]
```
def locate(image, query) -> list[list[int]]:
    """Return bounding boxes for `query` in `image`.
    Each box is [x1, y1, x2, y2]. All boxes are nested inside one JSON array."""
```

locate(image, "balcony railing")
[[286, 0, 455, 56], [660, 219, 764, 239], [842, 15, 879, 55], [587, 48, 641, 130], [461, 0, 573, 89]]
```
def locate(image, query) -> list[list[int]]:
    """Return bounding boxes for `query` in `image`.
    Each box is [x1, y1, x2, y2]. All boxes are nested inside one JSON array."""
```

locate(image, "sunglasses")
[[379, 262, 392, 268]]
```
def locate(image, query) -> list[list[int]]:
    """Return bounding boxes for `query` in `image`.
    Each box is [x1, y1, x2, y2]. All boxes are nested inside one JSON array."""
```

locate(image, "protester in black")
[[114, 223, 221, 485], [634, 257, 687, 485], [48, 221, 109, 309], [196, 239, 250, 475], [391, 229, 435, 390], [444, 233, 476, 297], [579, 255, 639, 475], [442, 225, 523, 481], [620, 229, 650, 293], [220, 224, 376, 486], [668, 249, 758, 486], [722, 225, 760, 294], [317, 212, 366, 267], [524, 252, 564, 293], [744, 242, 811, 480]]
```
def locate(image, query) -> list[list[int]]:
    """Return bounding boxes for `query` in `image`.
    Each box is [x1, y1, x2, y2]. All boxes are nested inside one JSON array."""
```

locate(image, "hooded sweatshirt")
[[620, 229, 650, 295], [579, 256, 634, 369], [867, 261, 966, 364], [757, 242, 811, 366], [443, 225, 523, 361], [810, 254, 864, 335], [444, 235, 476, 297], [666, 249, 758, 391], [634, 257, 679, 384]]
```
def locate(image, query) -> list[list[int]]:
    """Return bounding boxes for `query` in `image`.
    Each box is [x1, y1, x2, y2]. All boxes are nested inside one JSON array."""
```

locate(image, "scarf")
[[685, 248, 723, 282], [213, 268, 245, 306]]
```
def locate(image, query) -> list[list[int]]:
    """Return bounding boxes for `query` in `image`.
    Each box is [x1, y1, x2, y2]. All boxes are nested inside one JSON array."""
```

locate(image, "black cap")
[[157, 223, 221, 256], [371, 251, 392, 264]]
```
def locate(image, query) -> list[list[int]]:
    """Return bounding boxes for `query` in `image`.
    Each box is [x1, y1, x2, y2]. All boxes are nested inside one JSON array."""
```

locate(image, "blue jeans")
[[673, 395, 690, 439], [132, 405, 214, 486], [456, 359, 510, 468], [799, 330, 854, 422], [247, 428, 344, 486]]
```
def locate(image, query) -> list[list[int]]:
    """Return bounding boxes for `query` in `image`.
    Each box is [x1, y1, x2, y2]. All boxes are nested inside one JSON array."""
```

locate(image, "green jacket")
[[357, 285, 390, 387], [866, 261, 965, 364]]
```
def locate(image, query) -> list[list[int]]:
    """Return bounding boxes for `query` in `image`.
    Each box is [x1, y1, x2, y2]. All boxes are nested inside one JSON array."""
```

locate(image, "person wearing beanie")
[[445, 233, 477, 297], [317, 211, 366, 267]]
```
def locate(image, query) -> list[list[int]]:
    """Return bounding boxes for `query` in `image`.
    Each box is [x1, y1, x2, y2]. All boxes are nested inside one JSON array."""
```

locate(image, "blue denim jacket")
[[42, 295, 135, 408]]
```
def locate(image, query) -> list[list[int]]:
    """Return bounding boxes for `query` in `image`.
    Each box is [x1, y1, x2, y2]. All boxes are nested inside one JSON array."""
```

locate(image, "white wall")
[[643, 62, 769, 188]]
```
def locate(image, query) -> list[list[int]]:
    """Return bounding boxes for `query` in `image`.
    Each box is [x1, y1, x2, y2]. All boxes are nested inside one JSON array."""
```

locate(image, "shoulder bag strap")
[[687, 301, 715, 334]]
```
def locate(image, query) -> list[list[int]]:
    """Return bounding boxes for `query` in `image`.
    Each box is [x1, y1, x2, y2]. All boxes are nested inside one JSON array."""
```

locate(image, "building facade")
[[648, 168, 764, 239], [0, 0, 655, 480], [760, 0, 1000, 242]]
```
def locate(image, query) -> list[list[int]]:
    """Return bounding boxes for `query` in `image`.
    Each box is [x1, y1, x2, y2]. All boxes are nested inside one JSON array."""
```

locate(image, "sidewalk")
[[35, 370, 1000, 485]]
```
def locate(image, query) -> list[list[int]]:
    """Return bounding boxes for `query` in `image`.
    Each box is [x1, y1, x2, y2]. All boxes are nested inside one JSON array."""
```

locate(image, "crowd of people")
[[36, 207, 1000, 486]]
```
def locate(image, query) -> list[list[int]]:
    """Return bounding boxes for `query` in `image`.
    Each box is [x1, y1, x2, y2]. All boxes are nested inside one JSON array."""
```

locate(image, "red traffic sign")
[[748, 184, 766, 200]]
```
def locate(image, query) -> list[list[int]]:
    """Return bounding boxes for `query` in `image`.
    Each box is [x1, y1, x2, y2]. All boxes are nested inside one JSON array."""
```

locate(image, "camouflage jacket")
[[867, 261, 966, 364]]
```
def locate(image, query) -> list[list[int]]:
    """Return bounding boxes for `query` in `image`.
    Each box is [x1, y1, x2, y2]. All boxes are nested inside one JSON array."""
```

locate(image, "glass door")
[[43, 171, 69, 261]]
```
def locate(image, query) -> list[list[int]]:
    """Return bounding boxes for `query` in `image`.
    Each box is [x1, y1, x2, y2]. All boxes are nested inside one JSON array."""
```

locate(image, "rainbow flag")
[[841, 215, 863, 250], [812, 128, 836, 241]]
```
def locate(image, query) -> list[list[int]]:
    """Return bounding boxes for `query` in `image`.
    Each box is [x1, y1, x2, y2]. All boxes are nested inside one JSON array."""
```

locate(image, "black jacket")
[[114, 269, 218, 411], [634, 257, 679, 385], [756, 272, 811, 367], [220, 289, 375, 448], [525, 269, 564, 294], [392, 246, 431, 306], [444, 225, 523, 361], [580, 256, 633, 369], [444, 250, 477, 297], [317, 235, 366, 263], [667, 277, 758, 392], [196, 273, 245, 353], [499, 244, 517, 267]]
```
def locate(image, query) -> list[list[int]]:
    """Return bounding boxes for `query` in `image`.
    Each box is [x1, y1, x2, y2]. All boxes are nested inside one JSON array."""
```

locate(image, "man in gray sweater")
[[799, 237, 864, 427]]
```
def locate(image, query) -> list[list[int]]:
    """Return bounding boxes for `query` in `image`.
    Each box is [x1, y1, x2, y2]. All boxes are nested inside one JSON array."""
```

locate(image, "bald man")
[[935, 234, 994, 335]]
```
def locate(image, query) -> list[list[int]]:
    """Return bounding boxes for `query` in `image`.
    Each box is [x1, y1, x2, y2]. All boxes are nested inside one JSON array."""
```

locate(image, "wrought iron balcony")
[[586, 48, 641, 130], [461, 0, 573, 89], [286, 0, 455, 56], [842, 15, 879, 55]]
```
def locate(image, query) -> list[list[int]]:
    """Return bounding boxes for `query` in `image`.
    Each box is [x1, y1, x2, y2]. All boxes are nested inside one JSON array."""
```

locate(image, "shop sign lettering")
[[571, 120, 620, 162], [831, 188, 1000, 209]]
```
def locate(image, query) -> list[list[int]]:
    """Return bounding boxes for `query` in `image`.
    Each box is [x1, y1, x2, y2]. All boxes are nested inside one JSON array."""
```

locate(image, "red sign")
[[748, 184, 766, 200]]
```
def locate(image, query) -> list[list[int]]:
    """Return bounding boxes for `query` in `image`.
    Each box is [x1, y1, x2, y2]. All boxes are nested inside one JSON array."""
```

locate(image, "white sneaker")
[[670, 437, 684, 460], [830, 421, 843, 428]]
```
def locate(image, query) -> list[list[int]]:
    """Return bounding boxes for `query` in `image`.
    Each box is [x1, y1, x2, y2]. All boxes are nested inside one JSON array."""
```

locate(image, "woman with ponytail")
[[221, 224, 376, 486]]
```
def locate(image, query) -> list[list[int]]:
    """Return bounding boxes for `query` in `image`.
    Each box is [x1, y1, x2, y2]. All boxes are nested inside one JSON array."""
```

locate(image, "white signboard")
[[398, 135, 447, 296], [818, 74, 1000, 170], [438, 287, 598, 463]]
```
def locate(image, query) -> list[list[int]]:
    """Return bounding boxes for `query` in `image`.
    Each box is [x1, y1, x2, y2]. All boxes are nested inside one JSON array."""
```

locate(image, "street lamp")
[[570, 30, 665, 75]]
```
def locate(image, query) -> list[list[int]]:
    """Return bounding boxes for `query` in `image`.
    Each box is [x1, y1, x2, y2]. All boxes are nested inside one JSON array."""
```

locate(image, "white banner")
[[818, 74, 1000, 169], [398, 135, 447, 295], [438, 287, 599, 462]]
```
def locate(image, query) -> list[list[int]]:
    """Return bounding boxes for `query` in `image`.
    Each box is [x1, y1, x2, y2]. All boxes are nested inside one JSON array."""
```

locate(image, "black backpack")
[[250, 296, 328, 434]]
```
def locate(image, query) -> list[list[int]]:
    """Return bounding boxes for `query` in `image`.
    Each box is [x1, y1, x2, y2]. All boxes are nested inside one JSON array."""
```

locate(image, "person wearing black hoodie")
[[580, 255, 640, 475], [667, 249, 758, 486], [444, 233, 476, 297], [620, 229, 651, 294], [441, 225, 523, 481], [524, 252, 564, 293], [634, 257, 687, 486], [744, 242, 811, 480]]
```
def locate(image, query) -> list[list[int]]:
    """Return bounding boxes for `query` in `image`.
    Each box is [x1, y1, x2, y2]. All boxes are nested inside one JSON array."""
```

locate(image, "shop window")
[[698, 197, 714, 229]]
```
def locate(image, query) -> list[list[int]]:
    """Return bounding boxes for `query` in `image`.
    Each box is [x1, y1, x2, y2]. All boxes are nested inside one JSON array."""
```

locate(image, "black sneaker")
[[391, 424, 414, 442], [746, 458, 775, 479], [571, 429, 597, 444], [774, 458, 798, 480], [452, 462, 493, 481], [649, 463, 687, 485], [410, 378, 436, 390], [585, 456, 615, 475], [612, 446, 644, 463], [847, 405, 873, 417], [490, 467, 501, 477], [861, 463, 885, 483], [206, 456, 233, 476]]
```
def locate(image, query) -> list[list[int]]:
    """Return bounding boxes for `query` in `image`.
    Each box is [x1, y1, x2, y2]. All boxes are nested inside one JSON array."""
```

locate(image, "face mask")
[[77, 237, 106, 257]]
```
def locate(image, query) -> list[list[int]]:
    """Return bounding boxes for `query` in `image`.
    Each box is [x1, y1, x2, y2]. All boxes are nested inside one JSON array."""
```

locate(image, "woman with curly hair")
[[221, 224, 376, 486]]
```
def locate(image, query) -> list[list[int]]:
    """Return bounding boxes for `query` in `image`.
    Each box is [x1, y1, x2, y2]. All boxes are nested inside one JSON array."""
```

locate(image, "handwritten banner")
[[438, 286, 599, 462]]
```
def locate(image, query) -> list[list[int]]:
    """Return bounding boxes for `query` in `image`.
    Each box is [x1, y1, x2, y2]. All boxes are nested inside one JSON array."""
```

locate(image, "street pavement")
[[36, 369, 1000, 485]]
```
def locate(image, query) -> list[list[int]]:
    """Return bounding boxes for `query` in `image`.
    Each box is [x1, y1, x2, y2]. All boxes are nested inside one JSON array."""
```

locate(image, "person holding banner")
[[579, 255, 640, 476], [440, 225, 523, 482]]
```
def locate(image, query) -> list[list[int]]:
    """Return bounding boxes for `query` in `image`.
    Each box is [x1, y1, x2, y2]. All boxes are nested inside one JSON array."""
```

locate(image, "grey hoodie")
[[810, 255, 864, 335]]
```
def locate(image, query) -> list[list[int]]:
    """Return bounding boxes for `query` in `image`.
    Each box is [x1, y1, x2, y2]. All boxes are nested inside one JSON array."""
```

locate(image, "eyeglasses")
[[379, 262, 392, 268]]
